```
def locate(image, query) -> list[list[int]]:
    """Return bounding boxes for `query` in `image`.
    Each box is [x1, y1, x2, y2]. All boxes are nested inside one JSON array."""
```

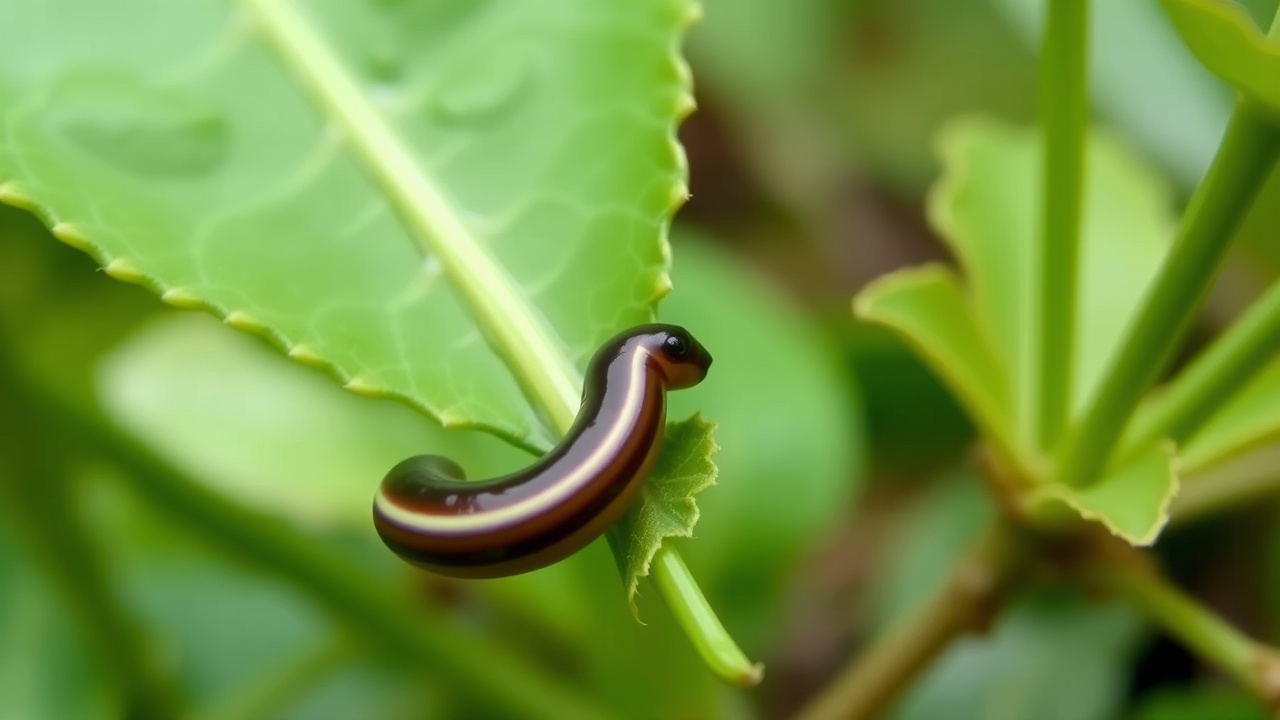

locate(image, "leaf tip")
[[103, 258, 149, 285], [160, 287, 209, 310], [50, 222, 93, 253], [0, 180, 36, 211], [286, 343, 329, 369], [223, 310, 271, 336], [344, 374, 385, 397]]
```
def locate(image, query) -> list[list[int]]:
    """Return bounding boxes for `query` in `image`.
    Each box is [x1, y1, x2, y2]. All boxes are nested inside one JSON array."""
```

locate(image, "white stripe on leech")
[[375, 349, 650, 535]]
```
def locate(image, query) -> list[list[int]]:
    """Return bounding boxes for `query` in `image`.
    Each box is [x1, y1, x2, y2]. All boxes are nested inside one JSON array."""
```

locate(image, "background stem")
[[1036, 0, 1089, 450], [795, 520, 1024, 720], [1121, 279, 1280, 459], [1085, 556, 1273, 701], [30, 381, 612, 720], [1055, 102, 1280, 488]]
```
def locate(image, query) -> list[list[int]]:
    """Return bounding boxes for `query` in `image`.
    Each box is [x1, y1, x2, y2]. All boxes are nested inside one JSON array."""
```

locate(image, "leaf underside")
[[0, 0, 694, 453], [610, 414, 718, 619]]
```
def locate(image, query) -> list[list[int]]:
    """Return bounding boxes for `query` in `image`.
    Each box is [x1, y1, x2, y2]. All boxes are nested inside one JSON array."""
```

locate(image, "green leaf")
[[929, 118, 1175, 448], [893, 589, 1144, 720], [1023, 443, 1178, 545], [609, 415, 718, 618], [1180, 359, 1280, 473], [0, 0, 694, 452], [855, 264, 1021, 469], [99, 312, 526, 529], [1161, 0, 1280, 119]]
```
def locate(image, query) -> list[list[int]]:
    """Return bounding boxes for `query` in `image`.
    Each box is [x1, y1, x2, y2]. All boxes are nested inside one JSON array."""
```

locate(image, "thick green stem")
[[32, 385, 611, 720], [1055, 102, 1280, 488], [795, 521, 1024, 720], [1122, 279, 1280, 458], [1036, 0, 1089, 450]]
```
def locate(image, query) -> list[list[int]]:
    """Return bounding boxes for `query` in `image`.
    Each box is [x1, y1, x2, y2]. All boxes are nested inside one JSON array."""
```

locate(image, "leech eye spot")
[[664, 334, 688, 358]]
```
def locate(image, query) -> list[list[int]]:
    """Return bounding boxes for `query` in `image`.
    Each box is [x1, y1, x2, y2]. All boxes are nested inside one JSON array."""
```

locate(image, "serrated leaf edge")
[[623, 413, 719, 620], [1023, 442, 1180, 546]]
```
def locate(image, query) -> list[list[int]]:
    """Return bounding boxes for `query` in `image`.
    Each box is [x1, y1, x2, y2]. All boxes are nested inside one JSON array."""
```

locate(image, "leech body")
[[373, 324, 713, 578]]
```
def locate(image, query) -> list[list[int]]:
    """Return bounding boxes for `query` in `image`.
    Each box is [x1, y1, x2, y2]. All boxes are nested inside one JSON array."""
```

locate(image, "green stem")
[[0, 347, 180, 720], [795, 521, 1024, 720], [650, 547, 762, 687], [240, 0, 748, 679], [1036, 0, 1089, 450], [1087, 559, 1266, 696], [1121, 279, 1280, 458], [34, 387, 611, 720], [1055, 101, 1280, 488]]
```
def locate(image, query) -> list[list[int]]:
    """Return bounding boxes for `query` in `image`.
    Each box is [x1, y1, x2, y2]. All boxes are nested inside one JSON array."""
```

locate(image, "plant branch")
[[1036, 0, 1089, 450], [1055, 101, 1280, 488], [29, 383, 612, 720], [795, 520, 1025, 720], [1086, 553, 1280, 710], [1122, 280, 1280, 460]]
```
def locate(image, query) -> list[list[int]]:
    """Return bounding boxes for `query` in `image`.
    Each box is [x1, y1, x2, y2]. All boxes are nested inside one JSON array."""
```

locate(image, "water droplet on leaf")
[[50, 71, 230, 179]]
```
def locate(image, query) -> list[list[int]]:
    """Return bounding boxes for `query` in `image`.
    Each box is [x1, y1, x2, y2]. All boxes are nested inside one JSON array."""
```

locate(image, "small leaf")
[[1180, 359, 1280, 473], [1161, 0, 1280, 118], [1023, 443, 1178, 546], [929, 118, 1174, 444], [855, 264, 1022, 469], [609, 415, 718, 619]]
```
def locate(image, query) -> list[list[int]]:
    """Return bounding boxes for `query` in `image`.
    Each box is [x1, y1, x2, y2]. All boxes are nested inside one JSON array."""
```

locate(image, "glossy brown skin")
[[373, 324, 712, 578]]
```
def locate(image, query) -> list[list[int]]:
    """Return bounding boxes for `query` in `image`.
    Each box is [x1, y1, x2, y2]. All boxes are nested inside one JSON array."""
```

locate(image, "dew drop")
[[430, 44, 533, 127], [49, 71, 230, 179]]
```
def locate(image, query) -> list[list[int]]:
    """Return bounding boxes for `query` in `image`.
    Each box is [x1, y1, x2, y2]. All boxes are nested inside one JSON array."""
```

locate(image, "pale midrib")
[[241, 0, 581, 436]]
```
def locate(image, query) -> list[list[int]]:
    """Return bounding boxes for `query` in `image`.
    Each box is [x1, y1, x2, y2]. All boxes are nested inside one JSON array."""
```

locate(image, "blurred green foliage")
[[2, 0, 1280, 718]]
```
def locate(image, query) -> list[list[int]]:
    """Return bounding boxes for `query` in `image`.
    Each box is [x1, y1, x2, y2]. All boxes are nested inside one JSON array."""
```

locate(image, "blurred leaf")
[[844, 323, 973, 473], [1023, 444, 1178, 546], [687, 0, 847, 206], [661, 236, 864, 647], [837, 0, 1037, 192], [0, 527, 116, 720], [855, 265, 1019, 466], [871, 470, 994, 629], [892, 589, 1145, 720], [0, 0, 692, 453], [1161, 0, 1280, 118], [99, 312, 526, 530], [994, 0, 1232, 187], [1128, 686, 1269, 720], [80, 470, 433, 720], [929, 119, 1175, 446], [1179, 359, 1280, 473], [611, 415, 718, 619]]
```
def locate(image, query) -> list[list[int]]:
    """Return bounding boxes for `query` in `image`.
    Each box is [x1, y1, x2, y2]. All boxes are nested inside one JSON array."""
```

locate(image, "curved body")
[[373, 324, 712, 578]]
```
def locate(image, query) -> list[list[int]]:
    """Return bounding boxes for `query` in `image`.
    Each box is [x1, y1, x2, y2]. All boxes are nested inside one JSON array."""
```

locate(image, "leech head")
[[639, 324, 713, 390]]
